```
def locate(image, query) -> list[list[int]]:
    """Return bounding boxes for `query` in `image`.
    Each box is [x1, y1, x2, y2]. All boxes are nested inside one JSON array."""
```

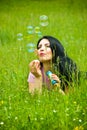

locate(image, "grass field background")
[[0, 0, 87, 129]]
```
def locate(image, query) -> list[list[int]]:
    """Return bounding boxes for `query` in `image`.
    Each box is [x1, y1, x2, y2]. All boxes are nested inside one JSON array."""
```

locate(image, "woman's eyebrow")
[[38, 43, 50, 46], [44, 43, 50, 45]]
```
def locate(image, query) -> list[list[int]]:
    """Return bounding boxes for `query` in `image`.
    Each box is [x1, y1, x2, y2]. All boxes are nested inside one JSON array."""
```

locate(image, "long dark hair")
[[37, 36, 78, 90]]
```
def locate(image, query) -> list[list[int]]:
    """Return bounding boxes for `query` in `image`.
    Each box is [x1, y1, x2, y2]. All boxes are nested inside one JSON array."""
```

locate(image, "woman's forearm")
[[29, 76, 42, 94]]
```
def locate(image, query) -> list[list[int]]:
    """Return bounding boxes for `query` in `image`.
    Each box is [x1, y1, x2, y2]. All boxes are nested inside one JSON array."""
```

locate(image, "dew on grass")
[[26, 43, 35, 53], [17, 33, 23, 41], [39, 15, 49, 26]]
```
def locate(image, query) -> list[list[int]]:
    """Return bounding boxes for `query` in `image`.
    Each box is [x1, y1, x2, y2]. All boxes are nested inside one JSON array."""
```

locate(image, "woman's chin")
[[39, 58, 51, 63]]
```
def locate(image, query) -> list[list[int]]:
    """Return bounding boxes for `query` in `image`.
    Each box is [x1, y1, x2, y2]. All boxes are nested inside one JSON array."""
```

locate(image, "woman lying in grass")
[[27, 36, 78, 94]]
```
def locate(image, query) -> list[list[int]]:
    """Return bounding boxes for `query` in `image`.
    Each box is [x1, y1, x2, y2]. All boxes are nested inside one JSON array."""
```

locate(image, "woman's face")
[[37, 39, 52, 63]]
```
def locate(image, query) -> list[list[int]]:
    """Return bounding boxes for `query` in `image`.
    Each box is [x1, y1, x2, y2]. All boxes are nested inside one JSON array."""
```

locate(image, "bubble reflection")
[[39, 15, 49, 26], [26, 43, 35, 53]]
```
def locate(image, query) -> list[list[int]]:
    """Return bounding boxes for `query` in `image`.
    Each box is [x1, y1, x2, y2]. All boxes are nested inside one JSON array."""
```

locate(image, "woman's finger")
[[51, 74, 61, 83]]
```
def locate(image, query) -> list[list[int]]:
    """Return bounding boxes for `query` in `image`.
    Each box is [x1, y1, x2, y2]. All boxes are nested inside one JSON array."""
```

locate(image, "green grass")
[[0, 0, 87, 129]]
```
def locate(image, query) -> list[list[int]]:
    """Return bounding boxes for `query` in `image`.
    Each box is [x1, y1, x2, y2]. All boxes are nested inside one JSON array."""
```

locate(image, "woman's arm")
[[29, 76, 42, 94], [28, 60, 42, 94], [49, 73, 65, 95]]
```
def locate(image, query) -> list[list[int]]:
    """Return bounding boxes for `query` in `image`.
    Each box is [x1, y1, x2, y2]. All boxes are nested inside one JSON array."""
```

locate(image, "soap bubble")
[[17, 33, 23, 41], [34, 26, 40, 34], [37, 31, 42, 38], [34, 26, 42, 37], [39, 15, 49, 26], [26, 43, 35, 53], [27, 25, 34, 34]]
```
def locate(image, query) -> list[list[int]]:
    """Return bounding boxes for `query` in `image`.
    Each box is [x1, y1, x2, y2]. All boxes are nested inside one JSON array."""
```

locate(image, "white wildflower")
[[79, 119, 82, 122], [0, 122, 4, 125], [15, 117, 18, 120], [73, 118, 76, 121], [35, 117, 37, 121], [53, 109, 57, 113]]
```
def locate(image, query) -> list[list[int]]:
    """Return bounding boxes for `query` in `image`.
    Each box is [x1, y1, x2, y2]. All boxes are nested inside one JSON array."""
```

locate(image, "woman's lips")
[[39, 53, 46, 56]]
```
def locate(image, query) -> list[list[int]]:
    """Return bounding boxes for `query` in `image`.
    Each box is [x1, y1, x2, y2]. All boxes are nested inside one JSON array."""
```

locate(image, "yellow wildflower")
[[73, 126, 84, 130]]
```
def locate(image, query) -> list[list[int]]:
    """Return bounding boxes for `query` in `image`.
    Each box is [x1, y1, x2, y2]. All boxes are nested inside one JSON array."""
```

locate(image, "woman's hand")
[[51, 74, 65, 95], [29, 60, 42, 77], [50, 74, 61, 89], [51, 74, 61, 84]]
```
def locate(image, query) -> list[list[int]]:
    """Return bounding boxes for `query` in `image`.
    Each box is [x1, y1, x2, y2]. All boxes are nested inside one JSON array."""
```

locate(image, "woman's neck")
[[42, 61, 52, 72]]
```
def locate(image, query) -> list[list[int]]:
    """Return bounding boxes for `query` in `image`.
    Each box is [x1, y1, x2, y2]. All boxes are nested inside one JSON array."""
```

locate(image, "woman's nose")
[[40, 45, 46, 50]]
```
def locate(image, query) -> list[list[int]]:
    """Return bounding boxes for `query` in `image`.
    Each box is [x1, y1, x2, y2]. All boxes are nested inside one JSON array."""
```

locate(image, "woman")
[[27, 36, 78, 94]]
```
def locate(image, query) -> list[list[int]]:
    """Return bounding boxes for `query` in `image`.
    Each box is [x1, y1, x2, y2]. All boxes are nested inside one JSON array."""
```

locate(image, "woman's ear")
[[34, 49, 38, 56]]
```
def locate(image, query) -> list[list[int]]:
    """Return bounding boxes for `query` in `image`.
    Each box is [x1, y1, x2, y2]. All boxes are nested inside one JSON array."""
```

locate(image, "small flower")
[[73, 118, 76, 121], [34, 117, 37, 121], [79, 119, 82, 123], [74, 126, 79, 130], [53, 109, 57, 113], [79, 126, 84, 130], [15, 117, 18, 120], [40, 117, 44, 120], [73, 101, 77, 104], [0, 122, 4, 125], [73, 126, 84, 130]]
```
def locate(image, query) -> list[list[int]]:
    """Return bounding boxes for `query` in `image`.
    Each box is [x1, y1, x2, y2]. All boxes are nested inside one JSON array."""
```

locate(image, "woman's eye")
[[46, 45, 50, 48], [37, 44, 50, 49], [38, 46, 41, 49], [47, 45, 50, 47]]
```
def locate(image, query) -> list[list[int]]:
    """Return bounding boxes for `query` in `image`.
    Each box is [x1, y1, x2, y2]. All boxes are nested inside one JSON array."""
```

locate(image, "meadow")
[[0, 0, 87, 129]]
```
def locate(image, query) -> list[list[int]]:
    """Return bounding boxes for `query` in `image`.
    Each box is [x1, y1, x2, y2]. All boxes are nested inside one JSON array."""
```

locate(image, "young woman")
[[27, 36, 78, 94]]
